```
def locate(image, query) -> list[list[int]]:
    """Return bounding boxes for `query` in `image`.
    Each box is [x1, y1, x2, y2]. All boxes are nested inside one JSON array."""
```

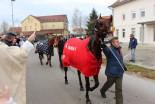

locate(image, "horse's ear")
[[109, 15, 113, 23], [90, 19, 98, 24], [99, 13, 102, 19]]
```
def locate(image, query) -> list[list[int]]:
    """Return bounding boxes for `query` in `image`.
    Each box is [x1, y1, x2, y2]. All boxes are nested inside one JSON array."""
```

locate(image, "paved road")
[[26, 48, 155, 104]]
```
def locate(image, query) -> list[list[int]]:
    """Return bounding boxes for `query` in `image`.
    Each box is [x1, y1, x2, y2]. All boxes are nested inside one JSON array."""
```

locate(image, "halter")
[[94, 20, 107, 44]]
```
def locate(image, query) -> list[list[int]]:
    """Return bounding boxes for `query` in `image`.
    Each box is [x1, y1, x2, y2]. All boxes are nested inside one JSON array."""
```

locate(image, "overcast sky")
[[0, 0, 116, 31]]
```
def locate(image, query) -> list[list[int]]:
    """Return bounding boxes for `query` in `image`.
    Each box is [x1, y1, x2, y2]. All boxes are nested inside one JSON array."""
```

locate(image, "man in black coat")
[[58, 35, 66, 68], [2, 32, 16, 46]]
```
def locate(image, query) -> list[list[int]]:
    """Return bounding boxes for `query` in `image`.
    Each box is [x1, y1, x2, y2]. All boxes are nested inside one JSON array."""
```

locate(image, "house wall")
[[113, 0, 155, 44], [22, 15, 41, 32]]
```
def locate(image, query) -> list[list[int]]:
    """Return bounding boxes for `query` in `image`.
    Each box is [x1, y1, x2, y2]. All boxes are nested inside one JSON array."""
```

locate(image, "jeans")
[[131, 48, 136, 61], [100, 76, 123, 104]]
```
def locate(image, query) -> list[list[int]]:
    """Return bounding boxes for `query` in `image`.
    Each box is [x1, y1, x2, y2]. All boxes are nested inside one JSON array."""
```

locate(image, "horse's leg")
[[89, 75, 99, 91], [39, 53, 43, 65], [85, 77, 91, 104], [46, 55, 52, 67], [48, 55, 52, 67], [64, 67, 68, 84], [46, 55, 48, 65], [77, 70, 84, 91]]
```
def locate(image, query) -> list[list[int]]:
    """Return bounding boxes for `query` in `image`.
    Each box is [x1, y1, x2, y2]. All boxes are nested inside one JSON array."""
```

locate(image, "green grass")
[[102, 58, 155, 79]]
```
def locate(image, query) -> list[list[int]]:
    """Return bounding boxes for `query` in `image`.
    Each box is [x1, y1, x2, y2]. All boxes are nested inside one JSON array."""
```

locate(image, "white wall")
[[113, 0, 155, 44]]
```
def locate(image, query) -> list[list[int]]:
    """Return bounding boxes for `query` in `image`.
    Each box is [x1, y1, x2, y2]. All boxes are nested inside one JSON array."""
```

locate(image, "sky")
[[0, 0, 116, 31]]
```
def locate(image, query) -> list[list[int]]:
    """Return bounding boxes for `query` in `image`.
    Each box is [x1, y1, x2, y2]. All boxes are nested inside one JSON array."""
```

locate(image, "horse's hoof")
[[65, 80, 68, 84], [50, 65, 52, 67], [46, 63, 48, 65], [86, 100, 91, 104], [80, 87, 84, 91], [41, 63, 43, 65]]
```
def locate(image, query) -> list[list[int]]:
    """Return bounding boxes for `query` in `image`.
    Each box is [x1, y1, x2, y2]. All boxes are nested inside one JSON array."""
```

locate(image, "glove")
[[124, 67, 127, 71]]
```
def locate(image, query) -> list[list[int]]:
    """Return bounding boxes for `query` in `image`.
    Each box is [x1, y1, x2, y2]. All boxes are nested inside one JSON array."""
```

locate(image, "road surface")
[[26, 47, 155, 104]]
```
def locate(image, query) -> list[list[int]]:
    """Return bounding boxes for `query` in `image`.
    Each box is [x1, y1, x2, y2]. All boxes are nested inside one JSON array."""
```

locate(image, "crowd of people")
[[0, 31, 137, 104]]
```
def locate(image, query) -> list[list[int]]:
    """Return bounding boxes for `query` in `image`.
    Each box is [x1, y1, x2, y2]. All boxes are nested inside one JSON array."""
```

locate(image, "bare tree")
[[0, 21, 9, 34], [72, 8, 85, 36]]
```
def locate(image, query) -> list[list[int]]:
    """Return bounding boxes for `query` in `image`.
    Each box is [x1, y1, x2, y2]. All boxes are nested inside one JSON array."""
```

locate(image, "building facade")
[[110, 0, 155, 44], [21, 15, 69, 36]]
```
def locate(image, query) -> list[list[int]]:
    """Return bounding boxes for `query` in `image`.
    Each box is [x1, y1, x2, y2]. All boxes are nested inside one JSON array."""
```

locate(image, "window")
[[140, 27, 145, 42], [28, 18, 30, 22], [46, 19, 48, 22], [131, 28, 136, 36], [35, 23, 37, 26], [132, 11, 136, 19], [116, 29, 119, 37], [35, 28, 37, 31], [42, 25, 43, 29], [31, 19, 33, 22], [122, 29, 125, 38], [58, 19, 60, 21], [53, 19, 55, 21], [52, 25, 55, 29], [122, 14, 125, 20], [30, 26, 32, 30], [49, 19, 51, 21], [45, 25, 47, 29], [141, 9, 145, 17], [24, 26, 27, 30]]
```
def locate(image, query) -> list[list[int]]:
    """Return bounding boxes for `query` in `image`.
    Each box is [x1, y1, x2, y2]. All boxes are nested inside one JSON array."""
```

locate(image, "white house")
[[109, 0, 155, 44]]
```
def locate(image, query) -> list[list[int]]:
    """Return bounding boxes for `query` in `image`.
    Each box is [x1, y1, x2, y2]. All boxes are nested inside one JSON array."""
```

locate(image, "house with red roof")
[[21, 15, 69, 36]]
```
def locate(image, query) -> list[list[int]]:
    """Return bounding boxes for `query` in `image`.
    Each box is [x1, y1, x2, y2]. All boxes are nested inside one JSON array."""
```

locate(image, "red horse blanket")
[[62, 37, 102, 77]]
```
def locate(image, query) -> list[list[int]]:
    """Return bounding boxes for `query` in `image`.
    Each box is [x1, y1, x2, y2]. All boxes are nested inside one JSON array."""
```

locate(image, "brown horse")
[[35, 36, 56, 67], [62, 15, 112, 104]]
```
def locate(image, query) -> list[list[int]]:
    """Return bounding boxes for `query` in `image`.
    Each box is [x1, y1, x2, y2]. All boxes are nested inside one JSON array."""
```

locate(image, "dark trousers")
[[100, 76, 123, 104], [58, 52, 63, 68]]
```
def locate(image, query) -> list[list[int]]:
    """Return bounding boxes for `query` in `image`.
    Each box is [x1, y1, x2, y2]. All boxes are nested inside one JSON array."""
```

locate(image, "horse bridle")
[[94, 20, 109, 44]]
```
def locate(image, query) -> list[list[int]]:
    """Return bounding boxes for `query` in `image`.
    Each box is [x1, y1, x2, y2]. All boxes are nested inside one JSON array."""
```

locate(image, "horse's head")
[[90, 15, 112, 43], [48, 37, 55, 47]]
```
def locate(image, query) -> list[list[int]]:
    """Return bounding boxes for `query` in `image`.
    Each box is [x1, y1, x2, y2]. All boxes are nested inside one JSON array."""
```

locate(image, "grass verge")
[[102, 58, 155, 79]]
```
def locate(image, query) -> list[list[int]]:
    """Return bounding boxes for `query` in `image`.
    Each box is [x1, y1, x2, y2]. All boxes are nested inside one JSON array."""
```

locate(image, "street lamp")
[[11, 0, 15, 33]]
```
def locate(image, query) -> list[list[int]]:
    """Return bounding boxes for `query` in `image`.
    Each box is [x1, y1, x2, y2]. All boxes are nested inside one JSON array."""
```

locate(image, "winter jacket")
[[129, 37, 138, 49], [103, 45, 125, 77], [58, 39, 66, 54]]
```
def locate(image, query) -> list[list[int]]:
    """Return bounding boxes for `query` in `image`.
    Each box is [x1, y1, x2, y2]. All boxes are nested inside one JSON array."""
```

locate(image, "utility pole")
[[11, 0, 15, 33]]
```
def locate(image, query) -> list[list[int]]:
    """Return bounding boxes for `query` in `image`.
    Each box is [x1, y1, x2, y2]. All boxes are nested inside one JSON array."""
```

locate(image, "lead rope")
[[108, 46, 125, 71]]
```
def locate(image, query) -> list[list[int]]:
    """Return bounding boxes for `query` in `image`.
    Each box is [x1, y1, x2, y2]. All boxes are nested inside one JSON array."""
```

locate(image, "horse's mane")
[[88, 35, 96, 50]]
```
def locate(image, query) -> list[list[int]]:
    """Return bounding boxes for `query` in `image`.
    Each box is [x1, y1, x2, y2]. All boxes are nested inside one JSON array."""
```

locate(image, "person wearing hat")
[[1, 32, 16, 46], [0, 32, 36, 104]]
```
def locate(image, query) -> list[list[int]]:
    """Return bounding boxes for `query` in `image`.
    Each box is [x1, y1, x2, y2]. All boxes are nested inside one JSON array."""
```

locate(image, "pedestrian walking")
[[128, 34, 138, 62], [57, 35, 66, 68], [100, 37, 127, 104], [0, 32, 36, 104]]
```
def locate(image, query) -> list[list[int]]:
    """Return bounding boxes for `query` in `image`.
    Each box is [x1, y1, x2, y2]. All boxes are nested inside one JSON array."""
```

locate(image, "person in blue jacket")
[[128, 34, 138, 62], [100, 37, 127, 104]]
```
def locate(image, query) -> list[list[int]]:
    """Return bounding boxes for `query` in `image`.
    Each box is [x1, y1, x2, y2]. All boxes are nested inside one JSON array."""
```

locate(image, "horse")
[[62, 15, 112, 104], [35, 35, 57, 67]]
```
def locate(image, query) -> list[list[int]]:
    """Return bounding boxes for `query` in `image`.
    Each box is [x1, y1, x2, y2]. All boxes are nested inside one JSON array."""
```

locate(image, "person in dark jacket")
[[2, 32, 16, 46], [100, 37, 127, 104], [128, 34, 138, 62], [58, 35, 66, 68]]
